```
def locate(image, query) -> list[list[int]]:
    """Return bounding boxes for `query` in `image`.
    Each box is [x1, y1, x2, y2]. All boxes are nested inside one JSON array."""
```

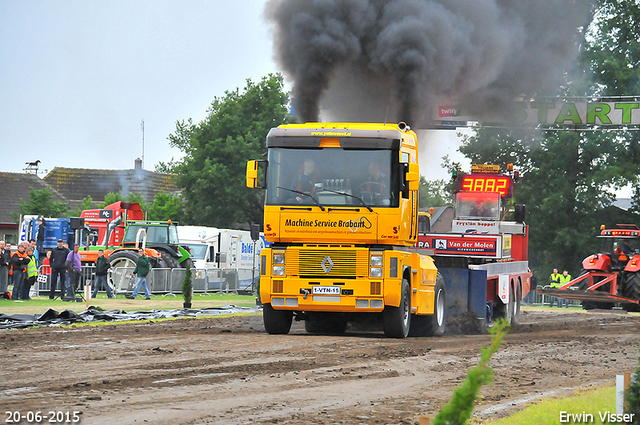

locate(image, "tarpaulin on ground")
[[0, 305, 261, 330]]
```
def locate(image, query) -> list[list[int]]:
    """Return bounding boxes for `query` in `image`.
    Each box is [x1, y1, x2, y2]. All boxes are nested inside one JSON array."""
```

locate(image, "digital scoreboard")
[[459, 174, 512, 198]]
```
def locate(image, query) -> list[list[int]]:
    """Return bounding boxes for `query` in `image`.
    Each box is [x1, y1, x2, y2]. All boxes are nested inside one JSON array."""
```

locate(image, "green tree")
[[581, 0, 640, 211], [147, 192, 185, 222], [70, 196, 93, 217], [17, 187, 68, 219], [165, 73, 293, 228], [418, 177, 450, 210], [98, 191, 148, 212]]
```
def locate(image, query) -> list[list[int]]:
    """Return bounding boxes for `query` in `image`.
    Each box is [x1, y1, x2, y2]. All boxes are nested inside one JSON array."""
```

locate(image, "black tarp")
[[0, 305, 261, 330]]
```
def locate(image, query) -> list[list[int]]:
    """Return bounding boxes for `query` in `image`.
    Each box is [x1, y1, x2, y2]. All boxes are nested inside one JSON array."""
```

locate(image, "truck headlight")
[[370, 255, 383, 267], [370, 253, 383, 277], [273, 252, 285, 276]]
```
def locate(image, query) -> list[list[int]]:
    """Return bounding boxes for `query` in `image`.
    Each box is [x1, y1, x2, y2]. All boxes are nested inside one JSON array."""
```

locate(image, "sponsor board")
[[452, 220, 500, 234], [414, 234, 507, 258]]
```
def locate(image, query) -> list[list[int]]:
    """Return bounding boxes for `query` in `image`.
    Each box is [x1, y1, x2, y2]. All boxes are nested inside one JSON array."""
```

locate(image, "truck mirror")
[[405, 163, 419, 191], [246, 160, 267, 189], [515, 204, 525, 223], [250, 223, 260, 241]]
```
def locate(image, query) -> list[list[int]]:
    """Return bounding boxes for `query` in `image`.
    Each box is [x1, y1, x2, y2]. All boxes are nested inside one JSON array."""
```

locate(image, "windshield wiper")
[[321, 188, 374, 212], [277, 186, 325, 211]]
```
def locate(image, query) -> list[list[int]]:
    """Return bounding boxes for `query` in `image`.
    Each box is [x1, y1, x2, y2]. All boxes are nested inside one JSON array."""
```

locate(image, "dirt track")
[[1, 308, 640, 424]]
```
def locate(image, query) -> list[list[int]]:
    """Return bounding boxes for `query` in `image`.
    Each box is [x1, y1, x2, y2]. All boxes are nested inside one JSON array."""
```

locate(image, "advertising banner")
[[415, 234, 505, 258], [434, 100, 640, 127]]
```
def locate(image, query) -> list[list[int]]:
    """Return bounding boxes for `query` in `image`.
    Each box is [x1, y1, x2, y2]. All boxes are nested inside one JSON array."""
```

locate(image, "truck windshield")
[[266, 148, 398, 207], [184, 244, 207, 260], [124, 224, 180, 245]]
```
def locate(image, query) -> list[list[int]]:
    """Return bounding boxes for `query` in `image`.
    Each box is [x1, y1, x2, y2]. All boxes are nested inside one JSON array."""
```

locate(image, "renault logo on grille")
[[321, 256, 334, 273]]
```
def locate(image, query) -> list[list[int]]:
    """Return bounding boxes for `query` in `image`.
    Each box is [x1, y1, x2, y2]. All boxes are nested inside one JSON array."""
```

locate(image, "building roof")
[[43, 161, 179, 204], [0, 172, 69, 225]]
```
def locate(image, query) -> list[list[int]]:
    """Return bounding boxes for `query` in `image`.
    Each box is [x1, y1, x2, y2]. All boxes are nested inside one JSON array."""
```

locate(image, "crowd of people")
[[1, 236, 151, 301]]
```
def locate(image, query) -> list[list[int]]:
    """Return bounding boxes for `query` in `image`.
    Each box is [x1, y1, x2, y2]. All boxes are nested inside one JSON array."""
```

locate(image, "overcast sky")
[[0, 0, 464, 181]]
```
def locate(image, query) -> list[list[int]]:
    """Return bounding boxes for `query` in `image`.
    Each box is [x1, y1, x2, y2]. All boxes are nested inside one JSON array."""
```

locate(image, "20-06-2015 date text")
[[5, 411, 81, 423]]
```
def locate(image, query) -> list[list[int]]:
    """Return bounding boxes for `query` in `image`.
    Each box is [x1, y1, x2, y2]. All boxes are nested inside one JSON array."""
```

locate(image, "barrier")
[[32, 264, 260, 297]]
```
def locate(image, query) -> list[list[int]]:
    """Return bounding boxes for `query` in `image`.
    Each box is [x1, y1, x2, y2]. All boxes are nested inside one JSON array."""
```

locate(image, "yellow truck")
[[246, 122, 445, 338]]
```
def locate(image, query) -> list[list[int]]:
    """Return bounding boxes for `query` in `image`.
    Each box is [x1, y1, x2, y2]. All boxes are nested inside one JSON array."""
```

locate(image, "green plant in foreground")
[[182, 264, 193, 306], [627, 347, 640, 425], [432, 320, 510, 425]]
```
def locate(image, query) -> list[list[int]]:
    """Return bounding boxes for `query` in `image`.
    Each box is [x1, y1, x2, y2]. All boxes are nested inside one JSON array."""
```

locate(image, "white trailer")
[[177, 226, 269, 292]]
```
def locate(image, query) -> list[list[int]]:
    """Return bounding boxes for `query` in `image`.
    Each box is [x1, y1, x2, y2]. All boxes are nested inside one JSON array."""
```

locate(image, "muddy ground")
[[1, 308, 639, 425]]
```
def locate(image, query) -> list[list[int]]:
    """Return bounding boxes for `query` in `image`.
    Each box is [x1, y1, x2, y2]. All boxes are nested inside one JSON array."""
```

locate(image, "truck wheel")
[[409, 274, 446, 337], [107, 250, 139, 290], [155, 248, 180, 269], [262, 303, 293, 334], [622, 272, 640, 312], [383, 279, 411, 338], [305, 312, 348, 334]]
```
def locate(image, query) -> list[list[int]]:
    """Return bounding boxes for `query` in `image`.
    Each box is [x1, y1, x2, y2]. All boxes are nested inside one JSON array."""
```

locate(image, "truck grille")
[[285, 247, 368, 277]]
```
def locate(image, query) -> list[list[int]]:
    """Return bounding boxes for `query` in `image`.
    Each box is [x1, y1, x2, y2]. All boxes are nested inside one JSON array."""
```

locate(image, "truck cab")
[[247, 123, 444, 338]]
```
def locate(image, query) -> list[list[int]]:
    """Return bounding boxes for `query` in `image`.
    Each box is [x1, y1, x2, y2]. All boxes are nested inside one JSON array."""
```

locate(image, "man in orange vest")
[[10, 244, 30, 300]]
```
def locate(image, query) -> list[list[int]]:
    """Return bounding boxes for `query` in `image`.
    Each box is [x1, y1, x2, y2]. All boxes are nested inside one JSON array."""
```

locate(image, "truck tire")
[[383, 279, 411, 338], [304, 312, 348, 334], [155, 248, 180, 269], [410, 274, 446, 337], [107, 250, 139, 291], [262, 303, 293, 334], [622, 272, 640, 312]]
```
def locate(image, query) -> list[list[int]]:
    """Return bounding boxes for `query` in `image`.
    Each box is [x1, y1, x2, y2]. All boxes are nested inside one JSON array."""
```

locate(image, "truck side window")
[[208, 246, 215, 263]]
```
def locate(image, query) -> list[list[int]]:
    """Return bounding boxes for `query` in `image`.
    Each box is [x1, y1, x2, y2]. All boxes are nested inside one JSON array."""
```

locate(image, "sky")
[[0, 0, 466, 182]]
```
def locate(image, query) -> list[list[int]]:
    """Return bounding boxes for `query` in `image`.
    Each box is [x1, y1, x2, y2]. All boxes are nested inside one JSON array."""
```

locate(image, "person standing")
[[22, 247, 38, 300], [0, 241, 10, 295], [558, 270, 572, 308], [126, 248, 151, 300], [36, 218, 46, 264], [10, 244, 29, 300], [28, 239, 39, 268], [65, 244, 82, 298], [92, 249, 113, 298], [549, 268, 562, 307], [49, 239, 69, 299]]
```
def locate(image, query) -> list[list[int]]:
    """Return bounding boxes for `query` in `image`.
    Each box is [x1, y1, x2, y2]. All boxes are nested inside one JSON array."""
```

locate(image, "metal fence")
[[34, 265, 259, 297]]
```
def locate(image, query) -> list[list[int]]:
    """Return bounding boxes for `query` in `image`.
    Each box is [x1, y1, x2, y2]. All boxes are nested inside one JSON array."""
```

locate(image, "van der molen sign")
[[437, 101, 640, 126]]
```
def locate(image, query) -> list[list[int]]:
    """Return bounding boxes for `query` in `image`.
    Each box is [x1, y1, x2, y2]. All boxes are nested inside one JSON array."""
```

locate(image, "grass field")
[[0, 292, 259, 316], [484, 386, 618, 425]]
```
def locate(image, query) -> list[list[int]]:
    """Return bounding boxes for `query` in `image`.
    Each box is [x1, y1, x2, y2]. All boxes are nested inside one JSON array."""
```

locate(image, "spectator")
[[548, 268, 562, 307], [10, 244, 30, 300], [126, 248, 151, 300], [65, 244, 82, 298], [558, 270, 572, 308], [523, 273, 537, 305], [29, 239, 39, 267], [6, 242, 13, 290], [0, 241, 10, 295], [91, 249, 113, 298], [22, 247, 38, 300], [49, 239, 69, 299], [36, 218, 46, 263]]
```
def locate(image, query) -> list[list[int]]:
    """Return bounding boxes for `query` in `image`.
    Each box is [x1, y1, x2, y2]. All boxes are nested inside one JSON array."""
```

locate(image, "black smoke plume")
[[265, 0, 593, 126]]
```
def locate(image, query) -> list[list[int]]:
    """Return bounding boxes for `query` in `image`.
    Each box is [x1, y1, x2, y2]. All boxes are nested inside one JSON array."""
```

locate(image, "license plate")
[[312, 286, 341, 295]]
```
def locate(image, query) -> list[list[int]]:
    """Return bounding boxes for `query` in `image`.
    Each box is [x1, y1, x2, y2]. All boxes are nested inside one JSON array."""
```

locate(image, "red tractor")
[[538, 224, 640, 311]]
